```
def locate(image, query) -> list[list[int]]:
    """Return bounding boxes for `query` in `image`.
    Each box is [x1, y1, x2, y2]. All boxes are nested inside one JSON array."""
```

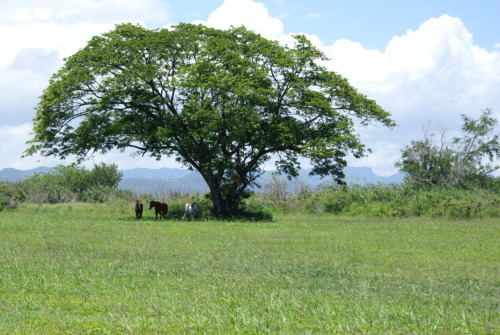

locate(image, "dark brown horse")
[[149, 200, 168, 219], [135, 200, 143, 219]]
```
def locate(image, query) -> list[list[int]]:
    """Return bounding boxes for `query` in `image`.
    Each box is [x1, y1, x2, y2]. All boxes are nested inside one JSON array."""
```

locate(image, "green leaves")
[[26, 23, 393, 215], [17, 163, 123, 204], [396, 109, 499, 188]]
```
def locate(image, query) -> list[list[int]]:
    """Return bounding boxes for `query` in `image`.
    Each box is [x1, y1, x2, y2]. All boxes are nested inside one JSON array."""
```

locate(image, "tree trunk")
[[211, 191, 240, 217], [201, 171, 243, 217]]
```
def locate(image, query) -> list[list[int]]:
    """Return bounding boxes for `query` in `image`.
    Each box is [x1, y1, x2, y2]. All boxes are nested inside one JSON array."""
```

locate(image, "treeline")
[[1, 163, 499, 219], [250, 177, 499, 219]]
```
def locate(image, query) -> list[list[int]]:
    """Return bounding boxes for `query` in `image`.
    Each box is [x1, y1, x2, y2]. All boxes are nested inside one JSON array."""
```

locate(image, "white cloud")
[[0, 0, 172, 127], [302, 13, 322, 20], [323, 40, 388, 90], [193, 0, 283, 40], [0, 0, 171, 67], [0, 123, 58, 169], [324, 15, 500, 116], [0, 0, 170, 25], [0, 123, 184, 171], [320, 15, 500, 175]]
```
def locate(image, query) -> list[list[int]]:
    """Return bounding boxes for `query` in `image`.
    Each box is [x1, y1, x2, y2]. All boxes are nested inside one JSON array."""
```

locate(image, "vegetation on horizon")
[[10, 163, 126, 204], [1, 167, 499, 220]]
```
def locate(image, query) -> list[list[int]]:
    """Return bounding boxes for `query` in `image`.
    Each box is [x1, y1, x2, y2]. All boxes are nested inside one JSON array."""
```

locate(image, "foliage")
[[396, 109, 500, 187], [0, 182, 19, 211], [0, 181, 18, 196], [250, 181, 499, 219], [0, 194, 7, 211], [310, 186, 354, 214], [5, 164, 499, 218], [17, 172, 75, 204], [17, 163, 123, 204], [25, 23, 394, 216], [1, 204, 498, 333]]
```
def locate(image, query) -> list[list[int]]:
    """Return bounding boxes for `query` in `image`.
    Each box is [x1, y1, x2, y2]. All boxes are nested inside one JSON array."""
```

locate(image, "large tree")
[[25, 23, 394, 216]]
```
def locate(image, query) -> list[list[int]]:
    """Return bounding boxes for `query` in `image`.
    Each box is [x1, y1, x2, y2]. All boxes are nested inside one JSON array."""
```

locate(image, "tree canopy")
[[26, 23, 394, 215], [396, 109, 499, 188]]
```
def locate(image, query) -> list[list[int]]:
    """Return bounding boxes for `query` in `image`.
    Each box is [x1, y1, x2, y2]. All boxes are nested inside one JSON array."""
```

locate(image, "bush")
[[298, 183, 499, 219], [17, 163, 123, 204], [1, 182, 19, 210], [18, 174, 76, 204], [81, 185, 116, 203], [0, 194, 8, 211], [303, 184, 352, 214]]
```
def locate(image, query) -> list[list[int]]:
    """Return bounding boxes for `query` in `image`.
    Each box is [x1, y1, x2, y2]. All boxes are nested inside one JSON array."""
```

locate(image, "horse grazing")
[[183, 202, 198, 220], [135, 200, 143, 219], [149, 200, 168, 219]]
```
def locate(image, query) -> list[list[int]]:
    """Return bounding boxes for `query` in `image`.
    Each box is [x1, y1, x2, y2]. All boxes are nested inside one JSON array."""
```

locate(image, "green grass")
[[0, 202, 498, 334]]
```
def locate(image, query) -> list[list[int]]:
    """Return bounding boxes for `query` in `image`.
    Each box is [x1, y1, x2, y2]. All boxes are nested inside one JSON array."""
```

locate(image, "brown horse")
[[149, 200, 168, 219], [135, 200, 143, 219]]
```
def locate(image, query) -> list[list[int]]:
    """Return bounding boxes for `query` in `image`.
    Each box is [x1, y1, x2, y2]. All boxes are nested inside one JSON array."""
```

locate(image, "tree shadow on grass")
[[121, 209, 274, 223]]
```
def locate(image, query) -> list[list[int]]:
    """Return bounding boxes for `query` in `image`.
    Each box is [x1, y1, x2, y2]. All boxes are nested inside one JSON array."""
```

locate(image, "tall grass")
[[0, 202, 498, 333], [254, 183, 500, 219]]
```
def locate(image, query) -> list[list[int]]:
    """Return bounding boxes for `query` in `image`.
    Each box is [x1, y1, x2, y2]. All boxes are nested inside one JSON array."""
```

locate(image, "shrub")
[[17, 163, 123, 204], [18, 174, 76, 204], [1, 182, 19, 210], [300, 183, 499, 219], [0, 194, 7, 211]]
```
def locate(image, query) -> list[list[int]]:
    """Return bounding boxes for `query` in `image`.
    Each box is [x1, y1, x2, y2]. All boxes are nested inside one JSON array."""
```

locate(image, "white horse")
[[183, 202, 197, 220]]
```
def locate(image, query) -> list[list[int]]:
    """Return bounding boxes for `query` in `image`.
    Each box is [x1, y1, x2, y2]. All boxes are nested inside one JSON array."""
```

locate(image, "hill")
[[0, 167, 53, 182], [1, 166, 405, 195]]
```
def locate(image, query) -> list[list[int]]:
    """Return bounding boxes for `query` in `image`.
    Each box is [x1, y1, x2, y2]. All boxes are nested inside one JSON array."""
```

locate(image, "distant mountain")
[[121, 167, 191, 180], [343, 166, 406, 185], [118, 166, 404, 195], [0, 167, 53, 182], [118, 172, 209, 196], [0, 166, 405, 195], [257, 167, 405, 190]]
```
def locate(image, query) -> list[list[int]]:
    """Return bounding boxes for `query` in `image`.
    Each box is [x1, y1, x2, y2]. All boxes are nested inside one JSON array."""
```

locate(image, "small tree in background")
[[18, 163, 123, 203], [88, 162, 123, 189], [396, 109, 500, 188]]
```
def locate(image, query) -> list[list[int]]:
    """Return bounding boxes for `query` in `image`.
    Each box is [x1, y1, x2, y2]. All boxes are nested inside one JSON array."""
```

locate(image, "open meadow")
[[0, 201, 498, 334]]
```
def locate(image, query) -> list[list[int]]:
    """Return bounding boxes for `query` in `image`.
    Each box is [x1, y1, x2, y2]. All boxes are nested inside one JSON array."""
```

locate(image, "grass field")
[[0, 201, 498, 334]]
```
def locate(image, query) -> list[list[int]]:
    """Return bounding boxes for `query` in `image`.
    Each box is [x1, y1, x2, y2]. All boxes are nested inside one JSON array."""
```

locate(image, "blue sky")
[[165, 0, 500, 50], [0, 0, 499, 176]]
